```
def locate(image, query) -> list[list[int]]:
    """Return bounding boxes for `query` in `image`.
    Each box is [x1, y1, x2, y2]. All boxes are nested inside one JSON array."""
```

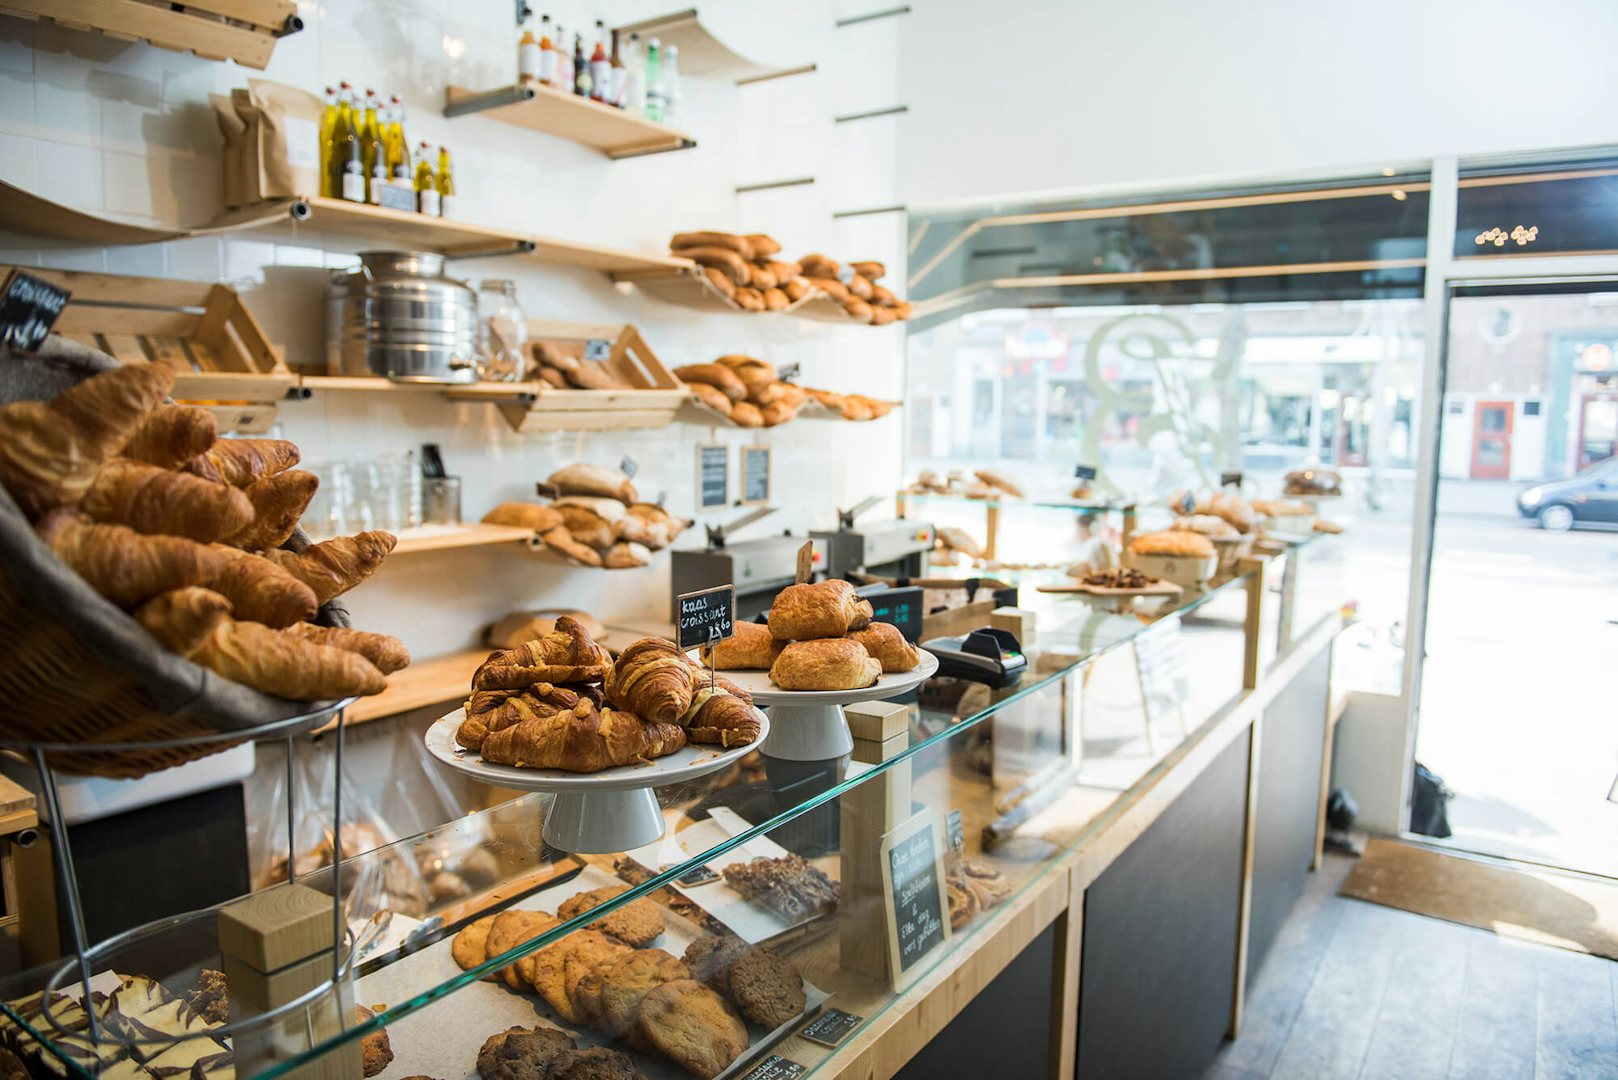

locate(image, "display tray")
[[359, 862, 828, 1080], [709, 648, 939, 706]]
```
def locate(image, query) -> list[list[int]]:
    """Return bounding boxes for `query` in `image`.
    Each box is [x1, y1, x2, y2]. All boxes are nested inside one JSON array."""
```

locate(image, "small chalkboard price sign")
[[879, 809, 950, 989], [1074, 464, 1098, 482], [799, 1008, 863, 1049], [676, 584, 735, 650], [0, 269, 70, 353], [696, 444, 728, 510], [741, 445, 771, 505], [1220, 470, 1244, 489], [740, 1055, 805, 1080]]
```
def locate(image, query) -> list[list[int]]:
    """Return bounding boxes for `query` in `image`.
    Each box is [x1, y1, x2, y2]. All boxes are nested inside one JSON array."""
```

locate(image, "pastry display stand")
[[895, 492, 1138, 563], [718, 651, 940, 761], [0, 698, 357, 1050], [424, 710, 771, 854]]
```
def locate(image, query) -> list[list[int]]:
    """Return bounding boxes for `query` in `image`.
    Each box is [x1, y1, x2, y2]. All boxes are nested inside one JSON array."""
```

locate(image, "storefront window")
[[1453, 161, 1618, 258]]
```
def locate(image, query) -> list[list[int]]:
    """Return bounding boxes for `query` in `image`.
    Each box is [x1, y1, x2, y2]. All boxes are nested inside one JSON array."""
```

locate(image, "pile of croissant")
[[674, 355, 896, 427], [482, 463, 688, 569], [456, 617, 763, 771], [0, 361, 407, 702], [666, 231, 912, 325], [702, 579, 921, 692]]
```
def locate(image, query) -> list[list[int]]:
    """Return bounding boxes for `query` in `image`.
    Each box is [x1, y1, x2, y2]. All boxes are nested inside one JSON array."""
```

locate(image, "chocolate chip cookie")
[[486, 910, 561, 990], [725, 947, 806, 1028], [682, 933, 749, 996], [476, 1025, 577, 1080], [526, 929, 630, 1023], [541, 1046, 644, 1080], [583, 948, 690, 1038], [453, 914, 499, 975], [557, 887, 665, 948]]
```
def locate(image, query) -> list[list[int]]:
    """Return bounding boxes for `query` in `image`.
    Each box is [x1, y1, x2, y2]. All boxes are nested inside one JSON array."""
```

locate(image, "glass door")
[[1411, 280, 1618, 877]]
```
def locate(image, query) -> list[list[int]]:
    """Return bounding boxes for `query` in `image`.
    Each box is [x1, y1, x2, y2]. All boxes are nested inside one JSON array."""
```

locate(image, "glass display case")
[[0, 539, 1342, 1080]]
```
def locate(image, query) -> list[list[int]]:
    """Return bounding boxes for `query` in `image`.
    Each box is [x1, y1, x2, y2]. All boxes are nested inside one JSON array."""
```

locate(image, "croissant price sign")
[[676, 584, 736, 650]]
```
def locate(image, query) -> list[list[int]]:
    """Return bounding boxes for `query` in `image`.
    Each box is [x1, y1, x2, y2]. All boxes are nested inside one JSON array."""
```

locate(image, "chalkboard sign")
[[583, 338, 612, 361], [799, 1008, 863, 1048], [620, 453, 639, 479], [1074, 464, 1097, 481], [0, 269, 70, 353], [696, 444, 728, 510], [676, 584, 735, 650], [741, 445, 771, 505], [879, 810, 950, 987], [1220, 470, 1244, 488], [946, 809, 965, 852], [740, 1056, 805, 1080], [1134, 612, 1188, 734]]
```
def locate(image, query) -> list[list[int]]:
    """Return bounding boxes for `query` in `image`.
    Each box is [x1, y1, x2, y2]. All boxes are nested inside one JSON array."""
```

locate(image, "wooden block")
[[217, 884, 335, 972], [232, 980, 358, 1080], [846, 700, 909, 742], [990, 606, 1036, 648], [839, 757, 911, 984], [224, 948, 336, 1013], [851, 732, 908, 765]]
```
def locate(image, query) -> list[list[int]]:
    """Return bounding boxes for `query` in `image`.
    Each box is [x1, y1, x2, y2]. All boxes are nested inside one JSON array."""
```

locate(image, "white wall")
[[0, 0, 910, 663], [897, 0, 1618, 210]]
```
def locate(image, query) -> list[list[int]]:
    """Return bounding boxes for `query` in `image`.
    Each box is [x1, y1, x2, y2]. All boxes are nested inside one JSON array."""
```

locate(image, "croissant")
[[472, 615, 611, 690], [183, 438, 300, 487], [37, 511, 228, 609], [133, 587, 234, 656], [770, 638, 881, 691], [479, 699, 686, 772], [121, 405, 218, 470], [767, 579, 872, 641], [456, 683, 600, 751], [0, 361, 174, 517], [224, 469, 319, 551], [258, 531, 396, 604], [605, 638, 697, 725], [481, 501, 564, 533], [81, 459, 255, 543], [849, 622, 921, 673], [204, 545, 318, 628], [680, 688, 762, 748], [191, 617, 386, 700], [699, 621, 782, 671], [283, 623, 410, 675]]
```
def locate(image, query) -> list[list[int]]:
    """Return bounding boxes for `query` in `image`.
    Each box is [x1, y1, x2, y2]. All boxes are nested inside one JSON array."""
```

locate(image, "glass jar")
[[476, 279, 527, 382]]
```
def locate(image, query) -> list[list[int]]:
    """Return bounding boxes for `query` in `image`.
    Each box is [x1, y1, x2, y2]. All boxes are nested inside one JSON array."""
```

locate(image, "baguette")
[[842, 297, 873, 323], [851, 260, 886, 281], [807, 277, 848, 302], [847, 273, 874, 300], [680, 245, 750, 285], [870, 305, 897, 326], [762, 287, 789, 311], [730, 401, 764, 428], [675, 364, 748, 401], [733, 287, 765, 312], [687, 383, 735, 415], [747, 264, 777, 290], [764, 260, 802, 281], [799, 254, 840, 278], [702, 266, 737, 298], [781, 277, 811, 302], [671, 232, 754, 260], [744, 234, 782, 257]]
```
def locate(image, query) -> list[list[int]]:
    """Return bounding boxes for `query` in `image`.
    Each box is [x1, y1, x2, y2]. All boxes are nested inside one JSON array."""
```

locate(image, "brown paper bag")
[[210, 93, 248, 208], [230, 88, 263, 204], [246, 79, 323, 199]]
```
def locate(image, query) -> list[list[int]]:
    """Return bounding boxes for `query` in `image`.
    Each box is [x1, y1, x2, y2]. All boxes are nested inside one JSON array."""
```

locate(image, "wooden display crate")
[[6, 267, 297, 434], [1, 0, 301, 69], [457, 320, 687, 434]]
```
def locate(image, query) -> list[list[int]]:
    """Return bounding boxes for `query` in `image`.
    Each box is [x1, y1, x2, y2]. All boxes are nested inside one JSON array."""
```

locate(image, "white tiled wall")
[[0, 1, 915, 662]]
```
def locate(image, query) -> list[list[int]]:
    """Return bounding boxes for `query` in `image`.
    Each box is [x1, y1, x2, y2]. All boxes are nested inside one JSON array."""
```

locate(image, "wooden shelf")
[[611, 267, 908, 326], [299, 375, 541, 400], [390, 523, 536, 555], [2, 0, 300, 70], [445, 85, 695, 160], [613, 9, 798, 80], [341, 648, 488, 727]]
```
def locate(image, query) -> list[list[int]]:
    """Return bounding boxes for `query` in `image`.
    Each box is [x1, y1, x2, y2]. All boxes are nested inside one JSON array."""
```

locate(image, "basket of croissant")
[[0, 338, 408, 777]]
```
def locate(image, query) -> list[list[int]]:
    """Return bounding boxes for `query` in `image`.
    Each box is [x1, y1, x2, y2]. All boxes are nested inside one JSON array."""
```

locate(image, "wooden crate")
[[456, 321, 687, 434], [1, 0, 299, 69], [5, 266, 297, 434]]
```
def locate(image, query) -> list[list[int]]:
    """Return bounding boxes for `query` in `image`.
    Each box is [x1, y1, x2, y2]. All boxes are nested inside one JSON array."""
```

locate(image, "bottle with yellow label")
[[414, 142, 440, 217], [436, 146, 456, 220], [361, 89, 384, 204], [332, 85, 364, 203], [385, 96, 408, 179], [318, 86, 337, 196]]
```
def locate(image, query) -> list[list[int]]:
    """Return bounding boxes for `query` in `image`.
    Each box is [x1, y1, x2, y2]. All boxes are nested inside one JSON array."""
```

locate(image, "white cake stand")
[[424, 709, 770, 854], [715, 650, 940, 761]]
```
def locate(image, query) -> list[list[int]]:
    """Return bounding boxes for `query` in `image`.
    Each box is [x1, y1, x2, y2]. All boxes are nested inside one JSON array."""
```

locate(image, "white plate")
[[710, 648, 939, 706], [424, 710, 770, 792]]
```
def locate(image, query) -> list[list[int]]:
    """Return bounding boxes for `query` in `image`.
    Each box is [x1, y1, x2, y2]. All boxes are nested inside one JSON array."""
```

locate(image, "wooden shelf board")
[[612, 267, 906, 326], [446, 85, 695, 159], [339, 647, 489, 727], [391, 523, 536, 555], [173, 371, 297, 402], [3, 0, 291, 69], [612, 9, 796, 80], [300, 375, 540, 399]]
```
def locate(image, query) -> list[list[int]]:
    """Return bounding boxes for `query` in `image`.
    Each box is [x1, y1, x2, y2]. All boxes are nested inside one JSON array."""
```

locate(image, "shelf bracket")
[[443, 85, 538, 119], [608, 137, 699, 161], [443, 240, 536, 261]]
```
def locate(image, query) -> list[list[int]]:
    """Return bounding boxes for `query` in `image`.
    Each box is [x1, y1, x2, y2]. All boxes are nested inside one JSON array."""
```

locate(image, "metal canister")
[[326, 251, 479, 383]]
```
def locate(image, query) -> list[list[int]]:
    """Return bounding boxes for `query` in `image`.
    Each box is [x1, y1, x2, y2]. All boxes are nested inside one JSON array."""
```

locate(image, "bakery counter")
[[1, 552, 1344, 1080]]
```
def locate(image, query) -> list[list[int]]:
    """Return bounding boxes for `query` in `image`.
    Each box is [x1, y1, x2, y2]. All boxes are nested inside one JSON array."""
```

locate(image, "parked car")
[[1516, 457, 1618, 530]]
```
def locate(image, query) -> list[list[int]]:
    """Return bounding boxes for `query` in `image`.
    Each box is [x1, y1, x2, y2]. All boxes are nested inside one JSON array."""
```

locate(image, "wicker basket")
[[0, 336, 345, 778]]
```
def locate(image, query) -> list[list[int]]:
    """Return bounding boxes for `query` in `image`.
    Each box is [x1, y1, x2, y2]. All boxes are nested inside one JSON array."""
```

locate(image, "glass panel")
[[1454, 162, 1618, 257], [2, 567, 1280, 1080]]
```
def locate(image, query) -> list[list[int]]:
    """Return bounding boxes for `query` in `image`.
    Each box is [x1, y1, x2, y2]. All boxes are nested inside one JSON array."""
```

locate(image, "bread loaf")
[[671, 232, 753, 259], [702, 266, 737, 298], [851, 260, 886, 281], [730, 401, 764, 427], [747, 264, 777, 290], [762, 288, 789, 311], [781, 277, 811, 302], [733, 287, 765, 312], [675, 364, 748, 401], [808, 277, 848, 302], [687, 383, 735, 415], [799, 254, 840, 278], [870, 305, 896, 326], [680, 246, 750, 285], [744, 234, 781, 257], [842, 297, 873, 322], [847, 273, 874, 300], [547, 464, 637, 503]]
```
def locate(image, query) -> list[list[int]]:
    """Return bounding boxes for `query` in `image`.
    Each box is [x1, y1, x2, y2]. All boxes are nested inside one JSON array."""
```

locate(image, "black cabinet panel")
[[895, 922, 1056, 1080], [1077, 731, 1250, 1080], [1247, 647, 1331, 980]]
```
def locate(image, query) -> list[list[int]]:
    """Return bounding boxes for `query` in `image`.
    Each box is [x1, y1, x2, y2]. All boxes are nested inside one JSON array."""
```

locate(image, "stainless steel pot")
[[326, 251, 479, 383]]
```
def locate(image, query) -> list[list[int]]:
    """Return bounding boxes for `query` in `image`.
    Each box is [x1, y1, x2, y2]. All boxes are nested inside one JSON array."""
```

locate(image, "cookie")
[[453, 914, 499, 975], [634, 979, 749, 1080], [487, 910, 561, 990], [585, 949, 690, 1038], [354, 1006, 394, 1078], [682, 934, 749, 996], [541, 1046, 644, 1080], [526, 929, 630, 1023], [477, 1026, 577, 1080], [558, 887, 665, 948], [726, 947, 806, 1028]]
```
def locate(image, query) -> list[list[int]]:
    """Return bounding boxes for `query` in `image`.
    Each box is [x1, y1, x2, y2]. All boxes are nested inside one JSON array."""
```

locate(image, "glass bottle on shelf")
[[662, 44, 681, 127], [385, 95, 407, 177], [318, 86, 337, 196], [573, 32, 590, 97], [414, 142, 440, 217], [622, 32, 645, 115], [518, 13, 540, 85], [590, 21, 610, 103], [333, 87, 365, 203], [436, 147, 457, 220], [538, 15, 557, 88], [608, 29, 624, 107], [476, 280, 527, 383], [644, 37, 664, 122], [361, 89, 385, 204], [555, 23, 571, 92]]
